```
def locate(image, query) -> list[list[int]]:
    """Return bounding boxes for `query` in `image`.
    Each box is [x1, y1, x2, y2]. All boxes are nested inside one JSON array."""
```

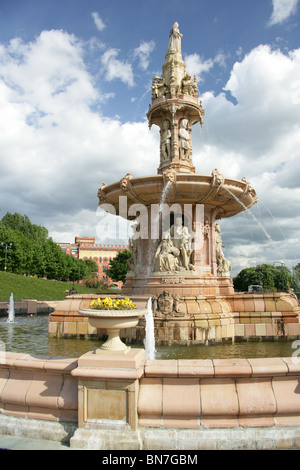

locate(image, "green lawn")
[[0, 271, 116, 302]]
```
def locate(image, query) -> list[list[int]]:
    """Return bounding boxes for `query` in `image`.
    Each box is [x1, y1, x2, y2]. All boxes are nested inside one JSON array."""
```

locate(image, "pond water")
[[0, 315, 298, 360]]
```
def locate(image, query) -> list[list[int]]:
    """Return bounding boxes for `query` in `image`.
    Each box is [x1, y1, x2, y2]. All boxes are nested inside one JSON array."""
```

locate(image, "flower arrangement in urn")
[[80, 296, 144, 354], [89, 297, 136, 310]]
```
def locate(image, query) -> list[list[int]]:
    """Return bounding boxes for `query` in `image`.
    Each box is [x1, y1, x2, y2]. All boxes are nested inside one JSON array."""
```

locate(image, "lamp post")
[[1, 243, 13, 271]]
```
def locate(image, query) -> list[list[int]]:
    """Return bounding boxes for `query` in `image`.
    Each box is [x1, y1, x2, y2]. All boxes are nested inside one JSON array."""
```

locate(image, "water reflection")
[[0, 315, 103, 358], [0, 315, 296, 359]]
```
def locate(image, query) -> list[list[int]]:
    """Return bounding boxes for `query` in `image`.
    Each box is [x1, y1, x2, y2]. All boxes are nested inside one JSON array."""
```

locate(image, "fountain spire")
[[147, 22, 205, 176]]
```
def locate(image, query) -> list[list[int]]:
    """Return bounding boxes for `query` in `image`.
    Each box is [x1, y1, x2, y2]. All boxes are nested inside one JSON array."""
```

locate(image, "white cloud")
[[101, 48, 135, 87], [133, 41, 155, 70], [184, 51, 227, 82], [0, 30, 157, 241], [184, 53, 214, 81], [192, 44, 300, 273], [0, 29, 299, 275], [269, 0, 299, 26], [91, 12, 106, 32]]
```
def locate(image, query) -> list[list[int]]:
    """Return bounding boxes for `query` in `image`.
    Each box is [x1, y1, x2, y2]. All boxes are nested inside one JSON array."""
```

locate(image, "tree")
[[293, 264, 300, 292], [233, 263, 298, 292], [2, 212, 48, 244], [83, 259, 98, 278], [106, 250, 132, 283]]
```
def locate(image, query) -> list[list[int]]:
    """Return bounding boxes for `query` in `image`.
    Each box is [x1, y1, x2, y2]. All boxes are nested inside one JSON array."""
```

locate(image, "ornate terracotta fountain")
[[49, 22, 300, 345], [96, 23, 300, 345]]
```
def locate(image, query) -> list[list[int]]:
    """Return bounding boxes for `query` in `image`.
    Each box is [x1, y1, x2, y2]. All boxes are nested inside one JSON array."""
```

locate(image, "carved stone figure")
[[167, 22, 183, 55], [163, 167, 177, 186], [161, 120, 171, 162], [153, 216, 194, 273], [120, 173, 132, 191], [182, 74, 198, 97], [199, 100, 205, 127], [211, 168, 225, 188], [179, 119, 191, 161], [170, 216, 193, 271], [97, 182, 107, 204], [215, 224, 231, 276], [154, 238, 180, 273], [152, 76, 168, 99]]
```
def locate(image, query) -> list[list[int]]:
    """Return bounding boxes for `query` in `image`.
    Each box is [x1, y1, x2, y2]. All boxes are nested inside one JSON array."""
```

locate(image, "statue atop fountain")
[[148, 22, 204, 175]]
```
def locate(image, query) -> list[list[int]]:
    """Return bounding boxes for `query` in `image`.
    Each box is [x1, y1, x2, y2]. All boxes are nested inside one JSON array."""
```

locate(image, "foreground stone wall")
[[1, 349, 300, 448], [0, 352, 78, 423], [139, 357, 300, 429]]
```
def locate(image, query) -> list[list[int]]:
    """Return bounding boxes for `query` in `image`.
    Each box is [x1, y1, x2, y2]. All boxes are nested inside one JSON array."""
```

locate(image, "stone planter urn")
[[80, 308, 147, 354]]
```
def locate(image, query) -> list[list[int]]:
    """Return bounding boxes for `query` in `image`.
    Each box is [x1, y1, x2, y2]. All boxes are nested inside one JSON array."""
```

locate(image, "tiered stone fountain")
[[97, 22, 300, 345], [49, 22, 300, 345]]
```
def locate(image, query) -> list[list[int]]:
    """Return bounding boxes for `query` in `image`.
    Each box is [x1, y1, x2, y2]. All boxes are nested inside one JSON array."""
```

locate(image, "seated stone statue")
[[153, 217, 194, 273], [154, 238, 180, 273]]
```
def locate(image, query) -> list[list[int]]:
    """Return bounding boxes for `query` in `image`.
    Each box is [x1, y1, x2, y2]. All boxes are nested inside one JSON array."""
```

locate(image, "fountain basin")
[[99, 173, 258, 220], [79, 308, 147, 354]]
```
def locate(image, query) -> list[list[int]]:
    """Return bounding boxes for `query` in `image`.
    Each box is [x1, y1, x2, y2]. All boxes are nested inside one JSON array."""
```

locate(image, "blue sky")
[[0, 0, 300, 275], [1, 0, 299, 121]]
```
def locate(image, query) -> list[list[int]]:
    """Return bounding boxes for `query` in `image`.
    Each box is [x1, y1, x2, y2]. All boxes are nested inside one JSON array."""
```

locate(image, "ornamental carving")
[[152, 291, 187, 318], [211, 169, 225, 188], [163, 167, 177, 185], [120, 173, 133, 191], [97, 182, 107, 204], [215, 224, 231, 276]]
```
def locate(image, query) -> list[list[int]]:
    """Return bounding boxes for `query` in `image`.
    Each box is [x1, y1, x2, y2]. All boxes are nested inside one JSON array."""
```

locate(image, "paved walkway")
[[0, 434, 71, 450]]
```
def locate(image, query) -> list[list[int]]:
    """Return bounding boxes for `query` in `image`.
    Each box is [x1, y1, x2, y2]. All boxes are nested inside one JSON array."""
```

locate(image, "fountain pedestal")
[[71, 348, 145, 449]]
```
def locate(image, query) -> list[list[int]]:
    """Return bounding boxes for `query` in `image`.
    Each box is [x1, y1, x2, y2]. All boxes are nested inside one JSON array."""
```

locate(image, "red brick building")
[[58, 237, 129, 284]]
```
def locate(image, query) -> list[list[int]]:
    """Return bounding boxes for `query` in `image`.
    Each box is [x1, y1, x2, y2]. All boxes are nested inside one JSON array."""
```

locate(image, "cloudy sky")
[[0, 0, 299, 276]]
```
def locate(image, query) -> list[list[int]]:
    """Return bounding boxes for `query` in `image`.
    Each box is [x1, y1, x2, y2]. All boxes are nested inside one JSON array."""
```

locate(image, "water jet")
[[7, 293, 15, 324]]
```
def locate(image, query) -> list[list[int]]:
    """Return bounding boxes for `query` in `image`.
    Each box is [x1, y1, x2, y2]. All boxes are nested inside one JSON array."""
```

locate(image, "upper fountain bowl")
[[98, 170, 258, 221]]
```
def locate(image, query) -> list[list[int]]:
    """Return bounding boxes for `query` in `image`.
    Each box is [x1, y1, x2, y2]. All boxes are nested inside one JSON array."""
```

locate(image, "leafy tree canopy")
[[2, 212, 48, 244], [0, 212, 97, 281], [233, 263, 299, 292], [106, 250, 132, 283]]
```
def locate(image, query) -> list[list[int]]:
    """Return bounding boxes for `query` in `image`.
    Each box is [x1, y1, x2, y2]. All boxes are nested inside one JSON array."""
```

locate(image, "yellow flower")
[[89, 297, 136, 310]]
